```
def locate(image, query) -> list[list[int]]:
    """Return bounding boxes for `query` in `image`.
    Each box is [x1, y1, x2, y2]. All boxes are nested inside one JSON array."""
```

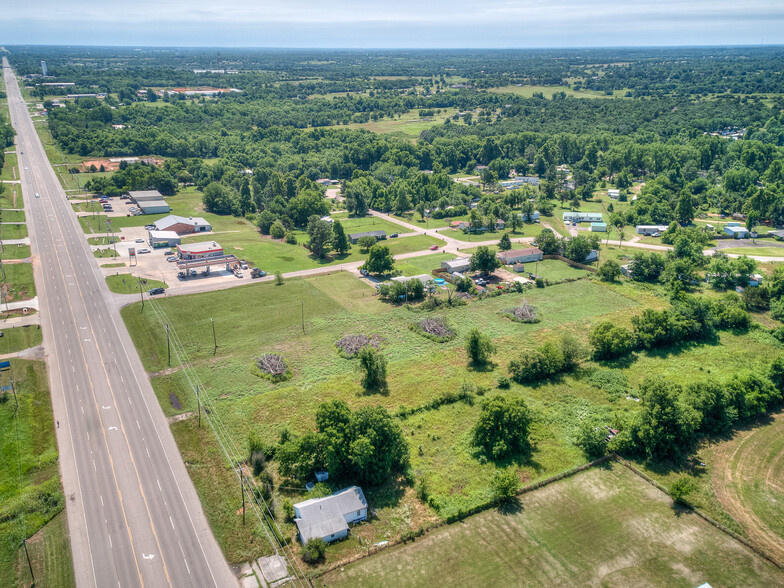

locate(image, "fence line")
[[312, 454, 612, 579], [612, 455, 784, 571]]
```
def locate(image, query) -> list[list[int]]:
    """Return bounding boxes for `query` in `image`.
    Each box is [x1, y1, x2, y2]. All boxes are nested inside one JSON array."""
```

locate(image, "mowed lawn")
[[319, 464, 784, 588], [2, 262, 36, 301], [722, 247, 784, 257], [0, 325, 42, 354]]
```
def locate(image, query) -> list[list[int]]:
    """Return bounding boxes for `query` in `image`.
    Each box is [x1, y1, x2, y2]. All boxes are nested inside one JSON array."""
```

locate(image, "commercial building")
[[497, 247, 544, 264], [348, 230, 387, 245], [176, 241, 223, 260], [563, 212, 603, 223], [294, 486, 368, 544], [137, 200, 171, 215], [128, 190, 164, 202], [148, 230, 181, 248], [153, 215, 212, 235]]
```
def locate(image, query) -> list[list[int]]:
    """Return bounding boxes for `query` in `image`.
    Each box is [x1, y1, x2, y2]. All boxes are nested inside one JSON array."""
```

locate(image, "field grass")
[[87, 236, 118, 246], [320, 108, 459, 140], [0, 185, 23, 208], [0, 325, 42, 354], [722, 247, 784, 257], [0, 360, 71, 588], [0, 222, 28, 240], [320, 463, 784, 587], [0, 152, 18, 182], [527, 259, 592, 281], [17, 512, 76, 588], [100, 262, 126, 268], [0, 244, 31, 259], [93, 248, 119, 258], [106, 274, 167, 294], [395, 253, 454, 276], [1, 262, 36, 301], [485, 84, 617, 99], [0, 209, 25, 223], [393, 213, 469, 229]]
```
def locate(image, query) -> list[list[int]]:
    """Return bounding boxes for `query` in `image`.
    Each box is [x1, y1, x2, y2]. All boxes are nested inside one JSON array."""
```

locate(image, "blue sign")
[[0, 361, 10, 371], [0, 385, 11, 392]]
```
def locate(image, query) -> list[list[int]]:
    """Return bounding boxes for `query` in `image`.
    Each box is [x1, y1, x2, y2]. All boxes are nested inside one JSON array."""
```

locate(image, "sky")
[[2, 0, 784, 48]]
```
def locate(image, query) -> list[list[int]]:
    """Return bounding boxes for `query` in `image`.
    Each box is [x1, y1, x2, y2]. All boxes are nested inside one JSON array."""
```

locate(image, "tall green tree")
[[332, 219, 350, 255], [307, 215, 332, 258], [465, 328, 496, 366], [676, 190, 694, 226], [498, 232, 512, 251], [472, 396, 532, 460], [469, 246, 501, 273], [363, 244, 395, 274]]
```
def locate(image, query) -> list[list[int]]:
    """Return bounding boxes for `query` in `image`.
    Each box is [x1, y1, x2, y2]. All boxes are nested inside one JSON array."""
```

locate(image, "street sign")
[[0, 361, 10, 371]]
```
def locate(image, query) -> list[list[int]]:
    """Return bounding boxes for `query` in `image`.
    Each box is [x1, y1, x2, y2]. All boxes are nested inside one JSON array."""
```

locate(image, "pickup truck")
[[250, 268, 267, 278]]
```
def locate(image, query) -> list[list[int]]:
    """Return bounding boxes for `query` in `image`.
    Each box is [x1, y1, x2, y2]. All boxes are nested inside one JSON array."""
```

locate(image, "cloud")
[[3, 0, 784, 47]]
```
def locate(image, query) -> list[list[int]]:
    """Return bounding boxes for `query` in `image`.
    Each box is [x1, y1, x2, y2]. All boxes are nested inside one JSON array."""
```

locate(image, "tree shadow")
[[496, 497, 524, 516], [467, 360, 497, 373], [364, 475, 409, 511], [596, 353, 638, 369]]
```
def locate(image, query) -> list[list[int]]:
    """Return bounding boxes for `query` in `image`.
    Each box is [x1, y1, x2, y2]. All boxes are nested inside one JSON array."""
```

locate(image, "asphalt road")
[[3, 59, 237, 588]]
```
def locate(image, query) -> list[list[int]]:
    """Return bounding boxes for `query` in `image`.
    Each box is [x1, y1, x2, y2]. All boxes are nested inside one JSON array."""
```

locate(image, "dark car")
[[148, 287, 165, 295], [390, 233, 398, 238]]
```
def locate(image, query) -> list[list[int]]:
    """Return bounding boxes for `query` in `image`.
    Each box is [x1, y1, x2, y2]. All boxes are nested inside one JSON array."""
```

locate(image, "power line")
[[145, 299, 310, 587]]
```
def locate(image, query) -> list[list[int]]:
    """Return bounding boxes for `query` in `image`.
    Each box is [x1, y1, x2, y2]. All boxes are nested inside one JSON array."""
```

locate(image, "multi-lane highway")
[[3, 58, 237, 588]]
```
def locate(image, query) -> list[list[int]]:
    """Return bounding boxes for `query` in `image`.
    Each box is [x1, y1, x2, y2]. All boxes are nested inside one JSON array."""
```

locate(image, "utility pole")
[[196, 385, 200, 428], [241, 476, 246, 526], [301, 301, 304, 334], [11, 377, 18, 410], [211, 318, 217, 354], [166, 325, 170, 367], [138, 279, 144, 312], [22, 538, 35, 586]]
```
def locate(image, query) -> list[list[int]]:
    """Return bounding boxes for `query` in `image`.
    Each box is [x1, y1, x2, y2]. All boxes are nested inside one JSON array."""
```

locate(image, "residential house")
[[441, 258, 471, 274], [497, 247, 543, 264], [294, 486, 368, 544], [348, 230, 387, 245], [563, 212, 603, 223]]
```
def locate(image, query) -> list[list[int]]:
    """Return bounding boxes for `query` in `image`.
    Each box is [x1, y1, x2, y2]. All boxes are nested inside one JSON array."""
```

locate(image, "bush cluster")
[[507, 334, 584, 383]]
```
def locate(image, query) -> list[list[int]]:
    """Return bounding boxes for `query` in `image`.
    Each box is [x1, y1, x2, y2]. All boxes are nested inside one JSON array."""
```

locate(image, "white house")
[[294, 486, 368, 544], [608, 189, 620, 199], [441, 258, 471, 274], [563, 212, 603, 223]]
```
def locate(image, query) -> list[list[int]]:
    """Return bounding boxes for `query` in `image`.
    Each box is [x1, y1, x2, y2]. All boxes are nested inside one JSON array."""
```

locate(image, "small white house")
[[608, 189, 620, 199], [441, 258, 471, 274], [294, 486, 368, 544]]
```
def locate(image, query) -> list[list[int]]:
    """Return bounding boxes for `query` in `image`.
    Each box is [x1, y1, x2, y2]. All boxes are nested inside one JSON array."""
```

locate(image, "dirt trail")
[[711, 410, 784, 566]]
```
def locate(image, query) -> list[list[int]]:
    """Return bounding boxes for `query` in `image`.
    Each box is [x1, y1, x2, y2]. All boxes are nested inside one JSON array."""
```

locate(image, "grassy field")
[[87, 236, 119, 246], [721, 247, 784, 257], [486, 84, 618, 99], [0, 244, 31, 259], [0, 185, 23, 208], [0, 222, 28, 240], [0, 325, 42, 354], [0, 360, 73, 588], [1, 262, 36, 301], [106, 273, 168, 294], [527, 258, 592, 281], [320, 463, 784, 587], [0, 209, 25, 222], [320, 108, 459, 140], [93, 248, 119, 258], [0, 152, 18, 182], [17, 512, 76, 588], [395, 252, 454, 276]]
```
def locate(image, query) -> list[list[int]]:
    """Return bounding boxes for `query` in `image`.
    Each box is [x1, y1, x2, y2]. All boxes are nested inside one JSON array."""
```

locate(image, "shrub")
[[669, 476, 695, 504], [275, 272, 284, 285], [535, 277, 545, 288], [285, 231, 297, 245], [465, 328, 496, 365], [301, 538, 327, 563], [281, 499, 295, 522], [472, 395, 532, 460], [491, 469, 519, 501], [589, 322, 635, 360], [358, 347, 387, 392], [576, 421, 608, 459], [496, 375, 511, 389], [770, 298, 784, 322], [597, 260, 622, 282], [270, 219, 286, 239]]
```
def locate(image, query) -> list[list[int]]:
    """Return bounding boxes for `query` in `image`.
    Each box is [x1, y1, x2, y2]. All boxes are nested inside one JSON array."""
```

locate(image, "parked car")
[[166, 256, 178, 262], [163, 250, 173, 255], [120, 195, 130, 199], [235, 270, 243, 278], [137, 248, 151, 254], [390, 233, 398, 238], [239, 261, 248, 269], [250, 268, 266, 278], [359, 269, 369, 276], [135, 238, 145, 243], [99, 199, 108, 204], [34, 193, 40, 198], [148, 287, 165, 295], [144, 225, 155, 230], [429, 245, 439, 250], [178, 271, 187, 278]]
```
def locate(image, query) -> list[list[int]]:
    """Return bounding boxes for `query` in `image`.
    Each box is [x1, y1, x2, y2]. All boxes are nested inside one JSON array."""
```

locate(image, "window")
[[357, 510, 361, 517]]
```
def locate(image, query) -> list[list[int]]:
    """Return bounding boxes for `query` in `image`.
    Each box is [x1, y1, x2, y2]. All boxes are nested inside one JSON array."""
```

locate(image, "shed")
[[294, 486, 368, 544], [519, 211, 540, 222], [148, 230, 181, 248], [497, 247, 543, 264], [137, 200, 171, 215], [584, 250, 599, 263], [441, 258, 471, 274], [724, 226, 748, 239], [591, 222, 607, 232], [512, 263, 526, 273]]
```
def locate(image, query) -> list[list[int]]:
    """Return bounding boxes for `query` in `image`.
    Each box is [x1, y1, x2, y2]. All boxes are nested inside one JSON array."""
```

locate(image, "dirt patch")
[[169, 392, 182, 410]]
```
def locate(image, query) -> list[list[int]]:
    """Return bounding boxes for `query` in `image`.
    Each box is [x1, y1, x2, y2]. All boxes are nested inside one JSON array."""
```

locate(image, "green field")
[[106, 273, 168, 294], [17, 512, 76, 588], [321, 107, 459, 139], [87, 236, 119, 246], [395, 252, 454, 276], [320, 463, 784, 587], [0, 222, 28, 240], [1, 262, 36, 301], [0, 152, 18, 182], [0, 244, 31, 259], [93, 247, 119, 258], [486, 84, 619, 99], [0, 360, 74, 588], [0, 185, 23, 209], [527, 258, 592, 281], [0, 210, 25, 222], [0, 325, 43, 354], [722, 247, 784, 257]]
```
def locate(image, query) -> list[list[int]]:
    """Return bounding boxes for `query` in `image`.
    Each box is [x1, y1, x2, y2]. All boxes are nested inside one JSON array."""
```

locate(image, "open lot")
[[0, 360, 73, 588], [721, 247, 784, 257], [0, 324, 42, 354], [320, 463, 784, 587], [106, 273, 168, 294], [0, 244, 31, 259], [1, 262, 36, 301], [0, 222, 27, 240]]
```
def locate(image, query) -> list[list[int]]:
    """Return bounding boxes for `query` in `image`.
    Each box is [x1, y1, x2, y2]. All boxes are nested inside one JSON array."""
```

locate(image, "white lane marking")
[[102, 405, 111, 410], [81, 406, 84, 414], [142, 554, 155, 560], [136, 420, 140, 429], [146, 447, 150, 458], [108, 426, 118, 431], [169, 516, 175, 530], [100, 495, 104, 506], [157, 479, 162, 491], [92, 460, 96, 471]]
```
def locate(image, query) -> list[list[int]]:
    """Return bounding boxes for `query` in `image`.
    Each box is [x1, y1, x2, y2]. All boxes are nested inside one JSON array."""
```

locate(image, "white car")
[[135, 238, 144, 243], [137, 248, 151, 254], [35, 193, 40, 198]]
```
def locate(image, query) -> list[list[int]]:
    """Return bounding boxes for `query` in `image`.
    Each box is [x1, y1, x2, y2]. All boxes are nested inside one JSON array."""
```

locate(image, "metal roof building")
[[128, 190, 164, 202], [348, 230, 387, 244], [137, 200, 171, 215], [441, 257, 471, 274], [294, 486, 368, 544], [154, 214, 211, 235], [147, 230, 181, 248], [176, 241, 223, 260], [563, 212, 603, 223]]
